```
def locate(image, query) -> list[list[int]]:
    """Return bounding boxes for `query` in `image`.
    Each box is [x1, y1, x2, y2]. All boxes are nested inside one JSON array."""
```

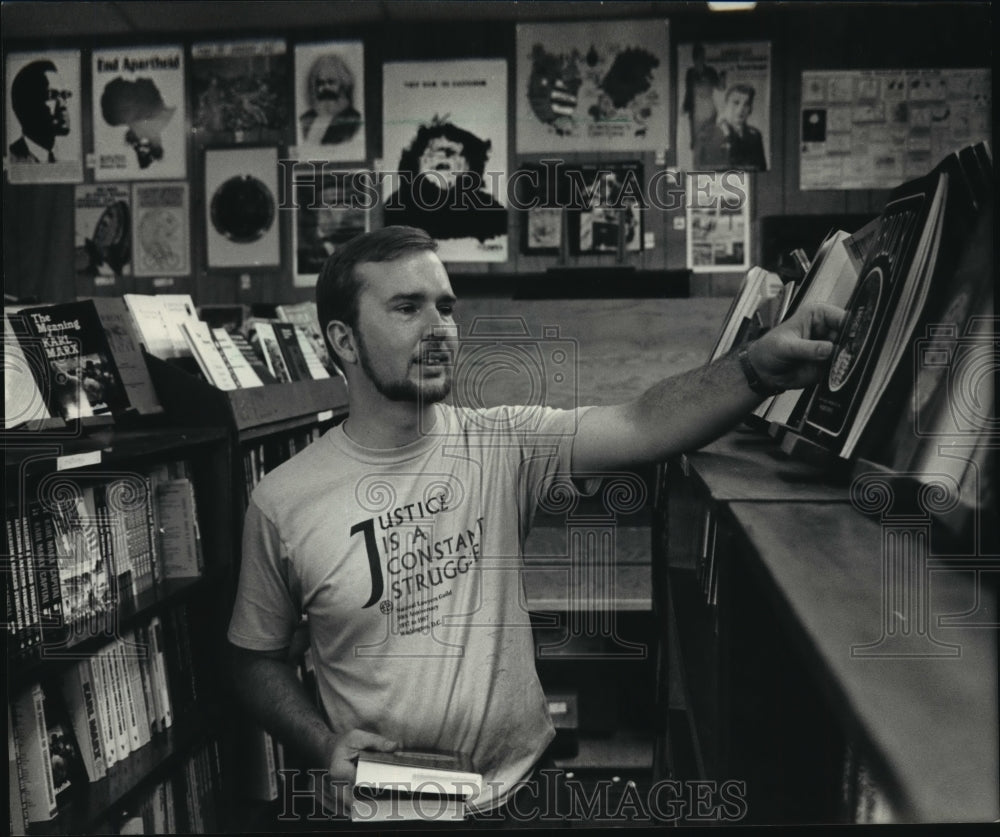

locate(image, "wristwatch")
[[737, 343, 783, 397]]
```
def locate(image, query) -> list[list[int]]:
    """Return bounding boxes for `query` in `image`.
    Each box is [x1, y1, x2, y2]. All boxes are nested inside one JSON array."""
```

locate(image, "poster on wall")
[[515, 19, 670, 153], [686, 172, 750, 273], [132, 181, 190, 277], [800, 68, 991, 190], [567, 161, 644, 255], [190, 38, 290, 145], [676, 41, 771, 173], [92, 45, 187, 181], [74, 184, 131, 287], [294, 41, 366, 162], [515, 163, 564, 255], [293, 165, 371, 287], [204, 146, 280, 269], [382, 59, 508, 263], [5, 50, 83, 183]]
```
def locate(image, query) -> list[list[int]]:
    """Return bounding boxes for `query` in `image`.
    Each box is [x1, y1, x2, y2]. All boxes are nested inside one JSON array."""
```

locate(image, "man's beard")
[[356, 331, 452, 404]]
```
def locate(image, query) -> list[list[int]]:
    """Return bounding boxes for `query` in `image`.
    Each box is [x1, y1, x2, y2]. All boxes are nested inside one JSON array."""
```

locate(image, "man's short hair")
[[11, 59, 57, 124], [726, 83, 756, 106], [316, 226, 438, 364]]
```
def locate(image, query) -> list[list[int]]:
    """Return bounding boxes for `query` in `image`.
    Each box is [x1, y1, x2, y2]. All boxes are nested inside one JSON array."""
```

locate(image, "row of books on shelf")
[[8, 602, 207, 830], [242, 426, 322, 503], [4, 291, 340, 430], [711, 141, 994, 534], [5, 459, 203, 661]]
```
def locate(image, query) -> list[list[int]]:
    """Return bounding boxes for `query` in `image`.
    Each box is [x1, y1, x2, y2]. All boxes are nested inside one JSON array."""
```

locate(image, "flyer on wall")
[[515, 19, 670, 153], [132, 181, 190, 277], [676, 41, 771, 173], [190, 38, 290, 145], [294, 40, 366, 163], [92, 45, 187, 181], [5, 50, 83, 184], [74, 184, 131, 288], [382, 59, 508, 263], [686, 172, 750, 273]]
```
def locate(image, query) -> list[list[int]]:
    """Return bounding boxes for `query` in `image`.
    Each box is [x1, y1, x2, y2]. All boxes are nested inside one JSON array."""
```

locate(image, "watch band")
[[737, 343, 782, 397]]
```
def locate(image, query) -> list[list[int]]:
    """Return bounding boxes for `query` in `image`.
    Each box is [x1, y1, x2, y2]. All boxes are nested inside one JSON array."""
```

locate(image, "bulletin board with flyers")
[[799, 68, 991, 190]]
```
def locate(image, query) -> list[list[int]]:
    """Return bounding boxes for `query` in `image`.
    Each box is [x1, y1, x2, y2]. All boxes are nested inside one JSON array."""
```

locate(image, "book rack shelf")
[[654, 428, 998, 824], [5, 423, 235, 835]]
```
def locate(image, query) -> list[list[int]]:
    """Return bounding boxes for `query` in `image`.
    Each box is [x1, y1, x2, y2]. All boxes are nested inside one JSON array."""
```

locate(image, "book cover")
[[147, 614, 174, 730], [3, 309, 53, 429], [179, 320, 239, 390], [227, 331, 276, 384], [122, 294, 181, 359], [354, 748, 482, 798], [59, 658, 108, 781], [154, 478, 203, 578], [351, 787, 467, 823], [90, 296, 163, 415], [272, 321, 313, 382], [275, 301, 335, 374], [10, 682, 58, 822], [210, 327, 264, 388], [252, 322, 293, 383], [42, 684, 89, 798], [291, 326, 331, 380]]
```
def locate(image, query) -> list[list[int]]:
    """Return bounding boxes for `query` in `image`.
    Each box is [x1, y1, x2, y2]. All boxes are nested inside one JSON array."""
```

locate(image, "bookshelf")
[[5, 424, 234, 835], [654, 429, 998, 824]]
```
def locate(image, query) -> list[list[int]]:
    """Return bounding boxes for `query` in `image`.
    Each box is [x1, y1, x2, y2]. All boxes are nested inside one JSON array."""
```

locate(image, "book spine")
[[115, 639, 144, 752], [8, 702, 30, 834], [102, 643, 132, 763], [88, 653, 118, 769], [37, 508, 67, 649], [123, 630, 152, 746], [12, 683, 58, 822], [148, 615, 174, 729], [14, 513, 42, 655], [60, 660, 107, 781], [133, 622, 161, 736], [4, 517, 27, 657]]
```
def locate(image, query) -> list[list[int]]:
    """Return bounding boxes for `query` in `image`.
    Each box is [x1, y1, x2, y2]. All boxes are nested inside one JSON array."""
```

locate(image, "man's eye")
[[396, 304, 417, 314], [438, 305, 455, 316]]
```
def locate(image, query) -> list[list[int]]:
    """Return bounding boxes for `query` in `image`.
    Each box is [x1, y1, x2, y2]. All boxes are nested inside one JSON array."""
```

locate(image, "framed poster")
[[686, 172, 750, 273], [514, 164, 565, 255], [92, 45, 187, 180], [204, 146, 280, 269], [567, 161, 644, 255], [677, 41, 771, 173], [382, 59, 509, 263], [74, 184, 131, 288], [190, 38, 290, 144], [294, 41, 366, 162], [132, 181, 190, 277], [516, 19, 670, 153], [5, 50, 83, 183], [293, 165, 371, 287]]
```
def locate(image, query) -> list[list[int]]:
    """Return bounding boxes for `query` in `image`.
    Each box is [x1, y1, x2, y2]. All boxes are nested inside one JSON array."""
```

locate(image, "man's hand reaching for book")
[[747, 302, 845, 393]]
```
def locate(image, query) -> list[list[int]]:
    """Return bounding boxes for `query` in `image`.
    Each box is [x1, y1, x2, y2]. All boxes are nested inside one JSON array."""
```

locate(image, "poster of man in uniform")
[[190, 39, 290, 145], [676, 41, 771, 173], [5, 50, 83, 184], [382, 59, 508, 263], [295, 41, 366, 162], [92, 45, 187, 181], [516, 19, 670, 153]]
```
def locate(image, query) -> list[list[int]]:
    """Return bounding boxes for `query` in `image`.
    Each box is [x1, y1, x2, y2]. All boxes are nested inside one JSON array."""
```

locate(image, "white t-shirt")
[[228, 403, 590, 811]]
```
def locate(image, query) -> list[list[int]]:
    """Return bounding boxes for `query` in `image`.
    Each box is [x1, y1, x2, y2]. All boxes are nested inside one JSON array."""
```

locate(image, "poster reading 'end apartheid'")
[[516, 19, 670, 153], [92, 45, 187, 181], [5, 50, 83, 184]]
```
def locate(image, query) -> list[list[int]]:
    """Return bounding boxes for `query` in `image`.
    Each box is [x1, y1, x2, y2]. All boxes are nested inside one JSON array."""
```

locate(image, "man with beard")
[[299, 54, 362, 146], [8, 59, 71, 163], [228, 226, 842, 821]]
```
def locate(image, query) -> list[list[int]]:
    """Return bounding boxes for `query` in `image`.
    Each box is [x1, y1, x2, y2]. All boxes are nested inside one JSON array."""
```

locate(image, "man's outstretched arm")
[[572, 302, 845, 472]]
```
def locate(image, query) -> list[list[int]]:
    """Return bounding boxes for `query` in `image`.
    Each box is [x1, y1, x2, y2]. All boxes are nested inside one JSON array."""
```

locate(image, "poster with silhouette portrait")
[[382, 59, 508, 263], [515, 20, 669, 153], [74, 184, 131, 290], [293, 165, 371, 287], [92, 45, 187, 181], [190, 38, 290, 145], [132, 181, 190, 277], [204, 146, 280, 269], [566, 162, 644, 255], [294, 41, 366, 163], [5, 50, 83, 184], [676, 41, 771, 173]]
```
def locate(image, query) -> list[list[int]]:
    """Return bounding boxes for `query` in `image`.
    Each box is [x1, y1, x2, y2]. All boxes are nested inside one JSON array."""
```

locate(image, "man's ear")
[[326, 320, 357, 366]]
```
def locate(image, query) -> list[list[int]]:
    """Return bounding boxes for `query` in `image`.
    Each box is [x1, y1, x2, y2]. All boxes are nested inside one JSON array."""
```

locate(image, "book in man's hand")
[[351, 748, 481, 823]]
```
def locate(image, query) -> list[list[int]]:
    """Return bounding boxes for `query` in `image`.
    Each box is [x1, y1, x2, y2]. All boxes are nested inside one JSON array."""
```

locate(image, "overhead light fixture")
[[707, 2, 758, 10]]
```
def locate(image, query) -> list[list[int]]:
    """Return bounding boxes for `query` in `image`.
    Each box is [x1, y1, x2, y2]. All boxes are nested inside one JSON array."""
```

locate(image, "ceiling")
[[2, 1, 732, 41]]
